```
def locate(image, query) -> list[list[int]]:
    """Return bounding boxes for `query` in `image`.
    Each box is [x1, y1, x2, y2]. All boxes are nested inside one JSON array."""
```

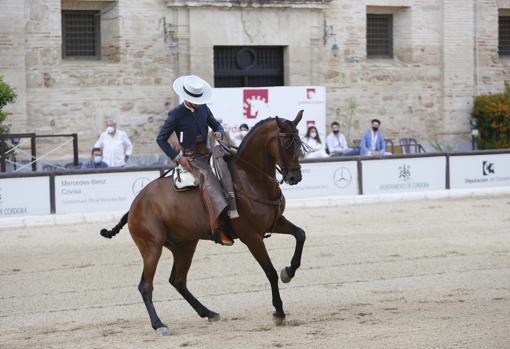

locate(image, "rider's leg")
[[213, 145, 239, 218]]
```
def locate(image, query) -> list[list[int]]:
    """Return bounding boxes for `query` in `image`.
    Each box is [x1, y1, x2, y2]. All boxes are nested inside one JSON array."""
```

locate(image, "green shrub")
[[0, 76, 16, 155], [472, 83, 510, 149]]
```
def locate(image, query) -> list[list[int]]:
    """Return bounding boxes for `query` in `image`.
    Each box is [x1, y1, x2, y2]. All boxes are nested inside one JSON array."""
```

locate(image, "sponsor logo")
[[399, 164, 411, 181], [333, 167, 352, 189], [306, 88, 316, 100], [243, 89, 269, 119], [482, 161, 495, 176], [132, 177, 152, 196]]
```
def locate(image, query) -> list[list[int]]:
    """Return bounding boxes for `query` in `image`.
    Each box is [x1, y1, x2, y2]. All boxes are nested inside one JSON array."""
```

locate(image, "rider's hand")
[[214, 132, 223, 141], [177, 156, 192, 172]]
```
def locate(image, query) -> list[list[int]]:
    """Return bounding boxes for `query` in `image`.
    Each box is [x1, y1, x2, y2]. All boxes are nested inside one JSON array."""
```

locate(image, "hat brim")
[[172, 75, 213, 104]]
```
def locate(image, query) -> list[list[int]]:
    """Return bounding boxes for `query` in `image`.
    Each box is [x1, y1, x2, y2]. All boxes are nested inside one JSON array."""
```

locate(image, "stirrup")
[[212, 230, 234, 246]]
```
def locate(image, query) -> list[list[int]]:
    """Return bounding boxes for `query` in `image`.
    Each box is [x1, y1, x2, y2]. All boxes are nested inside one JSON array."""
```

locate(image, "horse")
[[100, 111, 307, 336]]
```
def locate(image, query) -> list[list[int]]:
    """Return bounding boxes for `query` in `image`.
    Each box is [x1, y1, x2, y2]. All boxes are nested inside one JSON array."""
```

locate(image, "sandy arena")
[[1, 195, 510, 349]]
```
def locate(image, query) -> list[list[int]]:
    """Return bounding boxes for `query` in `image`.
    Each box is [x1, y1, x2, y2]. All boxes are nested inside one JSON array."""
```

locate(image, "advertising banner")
[[281, 161, 359, 199], [362, 157, 446, 194], [208, 86, 326, 140], [0, 177, 51, 218], [450, 153, 510, 189], [55, 171, 160, 214]]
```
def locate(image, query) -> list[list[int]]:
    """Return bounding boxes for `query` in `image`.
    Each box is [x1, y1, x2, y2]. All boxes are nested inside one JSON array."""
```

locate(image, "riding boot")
[[211, 215, 234, 246]]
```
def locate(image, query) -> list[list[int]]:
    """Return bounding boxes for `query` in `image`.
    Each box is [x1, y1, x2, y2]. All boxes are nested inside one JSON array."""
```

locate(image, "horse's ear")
[[275, 116, 283, 128], [292, 110, 304, 126]]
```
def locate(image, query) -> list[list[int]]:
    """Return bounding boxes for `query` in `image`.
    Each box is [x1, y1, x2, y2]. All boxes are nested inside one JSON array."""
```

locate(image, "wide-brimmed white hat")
[[172, 75, 212, 104]]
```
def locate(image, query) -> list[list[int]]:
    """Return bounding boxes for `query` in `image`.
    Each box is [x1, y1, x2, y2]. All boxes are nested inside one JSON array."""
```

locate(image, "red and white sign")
[[208, 86, 326, 139]]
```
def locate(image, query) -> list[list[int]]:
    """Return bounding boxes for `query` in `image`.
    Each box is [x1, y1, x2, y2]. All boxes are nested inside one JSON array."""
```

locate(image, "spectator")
[[233, 123, 249, 147], [360, 118, 391, 156], [303, 126, 328, 159], [81, 147, 108, 169], [326, 121, 359, 156], [94, 119, 133, 167]]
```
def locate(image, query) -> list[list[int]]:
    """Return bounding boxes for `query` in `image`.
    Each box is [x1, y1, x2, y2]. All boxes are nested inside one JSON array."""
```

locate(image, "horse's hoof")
[[273, 312, 286, 326], [280, 267, 292, 283], [208, 313, 221, 322], [157, 327, 170, 336]]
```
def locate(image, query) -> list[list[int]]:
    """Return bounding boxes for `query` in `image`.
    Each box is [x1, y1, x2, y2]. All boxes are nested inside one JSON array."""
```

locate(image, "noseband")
[[277, 131, 302, 176]]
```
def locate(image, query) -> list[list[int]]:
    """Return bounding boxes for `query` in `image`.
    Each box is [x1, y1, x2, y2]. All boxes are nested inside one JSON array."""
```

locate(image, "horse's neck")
[[233, 127, 278, 194]]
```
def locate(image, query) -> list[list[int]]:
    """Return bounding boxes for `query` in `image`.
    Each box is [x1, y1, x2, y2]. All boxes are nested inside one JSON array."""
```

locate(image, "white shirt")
[[94, 130, 133, 167], [326, 132, 350, 153], [303, 137, 329, 159]]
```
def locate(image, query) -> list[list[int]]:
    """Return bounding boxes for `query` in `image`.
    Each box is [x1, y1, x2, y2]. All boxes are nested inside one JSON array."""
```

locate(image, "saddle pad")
[[174, 165, 198, 190]]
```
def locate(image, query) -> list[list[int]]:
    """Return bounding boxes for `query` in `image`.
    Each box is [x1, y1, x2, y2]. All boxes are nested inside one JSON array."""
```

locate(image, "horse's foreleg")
[[271, 215, 306, 283], [137, 243, 169, 335], [242, 234, 285, 323], [168, 240, 220, 321]]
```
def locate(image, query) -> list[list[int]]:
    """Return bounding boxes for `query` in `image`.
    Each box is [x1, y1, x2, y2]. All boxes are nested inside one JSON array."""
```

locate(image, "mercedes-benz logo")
[[132, 177, 152, 196], [333, 167, 352, 189]]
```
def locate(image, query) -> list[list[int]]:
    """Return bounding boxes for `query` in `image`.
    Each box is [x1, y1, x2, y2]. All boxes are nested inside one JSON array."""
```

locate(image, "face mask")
[[332, 130, 339, 134], [94, 155, 103, 164], [106, 126, 115, 134], [310, 132, 318, 138], [240, 130, 248, 137], [372, 127, 379, 132]]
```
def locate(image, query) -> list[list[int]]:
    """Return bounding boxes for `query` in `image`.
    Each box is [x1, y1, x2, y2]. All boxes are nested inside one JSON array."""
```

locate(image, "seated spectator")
[[233, 123, 249, 147], [81, 147, 108, 169], [94, 119, 133, 167], [326, 121, 359, 156], [303, 126, 329, 159], [360, 118, 392, 156]]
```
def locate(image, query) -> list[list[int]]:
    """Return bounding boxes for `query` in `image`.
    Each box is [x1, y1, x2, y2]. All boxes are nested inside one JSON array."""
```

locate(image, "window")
[[499, 16, 510, 56], [367, 14, 393, 58], [62, 10, 100, 59], [214, 46, 284, 87]]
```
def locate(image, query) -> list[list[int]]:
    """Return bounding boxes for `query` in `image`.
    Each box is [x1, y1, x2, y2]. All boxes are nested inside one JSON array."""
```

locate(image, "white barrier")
[[450, 153, 510, 189], [0, 176, 51, 217], [55, 171, 160, 214], [281, 161, 358, 198], [362, 156, 447, 194]]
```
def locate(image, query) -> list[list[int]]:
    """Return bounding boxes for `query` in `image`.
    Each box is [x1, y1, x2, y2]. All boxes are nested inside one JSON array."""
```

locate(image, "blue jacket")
[[360, 129, 386, 156], [157, 103, 224, 160], [81, 159, 108, 169]]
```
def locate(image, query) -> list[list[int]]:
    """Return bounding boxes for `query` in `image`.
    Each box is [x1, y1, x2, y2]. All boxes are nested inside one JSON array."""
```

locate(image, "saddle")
[[171, 165, 199, 191]]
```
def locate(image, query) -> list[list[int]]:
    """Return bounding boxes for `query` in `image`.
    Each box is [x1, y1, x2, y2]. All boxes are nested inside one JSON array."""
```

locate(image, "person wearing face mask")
[[81, 147, 109, 169], [360, 118, 390, 156], [233, 123, 250, 147], [303, 126, 329, 159], [94, 119, 133, 167], [326, 121, 359, 156]]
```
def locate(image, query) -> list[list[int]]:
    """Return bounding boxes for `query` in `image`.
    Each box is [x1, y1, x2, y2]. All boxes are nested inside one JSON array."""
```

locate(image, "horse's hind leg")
[[271, 215, 306, 283], [136, 241, 169, 335], [168, 240, 220, 321]]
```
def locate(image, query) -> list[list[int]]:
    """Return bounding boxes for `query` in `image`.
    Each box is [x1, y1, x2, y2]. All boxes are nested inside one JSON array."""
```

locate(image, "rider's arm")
[[205, 106, 224, 136], [156, 112, 180, 160]]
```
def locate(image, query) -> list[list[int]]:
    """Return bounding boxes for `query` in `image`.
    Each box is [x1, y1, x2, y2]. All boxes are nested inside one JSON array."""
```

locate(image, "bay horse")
[[100, 111, 307, 335]]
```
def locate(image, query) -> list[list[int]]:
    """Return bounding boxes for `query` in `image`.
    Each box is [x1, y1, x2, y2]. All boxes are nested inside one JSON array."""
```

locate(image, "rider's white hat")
[[172, 75, 212, 104]]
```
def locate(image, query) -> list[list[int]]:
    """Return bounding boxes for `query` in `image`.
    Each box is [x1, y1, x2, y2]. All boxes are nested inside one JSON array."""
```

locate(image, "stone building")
[[1, 0, 509, 161]]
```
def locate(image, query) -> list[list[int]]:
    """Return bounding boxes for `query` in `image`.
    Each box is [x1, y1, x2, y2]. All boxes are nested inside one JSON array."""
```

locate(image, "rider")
[[157, 75, 234, 246]]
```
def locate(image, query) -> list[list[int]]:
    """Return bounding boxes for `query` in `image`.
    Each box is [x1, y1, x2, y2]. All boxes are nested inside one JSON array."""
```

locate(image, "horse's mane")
[[237, 117, 276, 155]]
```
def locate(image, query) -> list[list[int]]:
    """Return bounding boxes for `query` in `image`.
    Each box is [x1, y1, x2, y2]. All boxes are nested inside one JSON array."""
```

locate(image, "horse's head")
[[272, 111, 304, 186]]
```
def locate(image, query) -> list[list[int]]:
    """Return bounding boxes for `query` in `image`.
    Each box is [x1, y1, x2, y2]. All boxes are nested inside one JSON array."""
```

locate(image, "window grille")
[[367, 14, 393, 58], [499, 16, 510, 56], [214, 46, 284, 87], [62, 10, 100, 59]]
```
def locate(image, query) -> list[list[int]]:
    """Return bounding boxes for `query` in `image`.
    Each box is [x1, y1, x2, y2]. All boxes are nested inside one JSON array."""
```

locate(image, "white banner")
[[281, 161, 358, 199], [362, 157, 446, 194], [55, 171, 160, 214], [0, 177, 51, 218], [208, 86, 326, 140], [450, 153, 510, 189]]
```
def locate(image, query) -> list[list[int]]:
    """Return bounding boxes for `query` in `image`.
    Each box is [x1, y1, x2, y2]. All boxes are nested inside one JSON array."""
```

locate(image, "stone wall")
[[1, 0, 510, 162]]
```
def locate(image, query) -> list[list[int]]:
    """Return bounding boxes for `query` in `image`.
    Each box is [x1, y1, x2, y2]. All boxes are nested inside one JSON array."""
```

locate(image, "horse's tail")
[[100, 211, 129, 239]]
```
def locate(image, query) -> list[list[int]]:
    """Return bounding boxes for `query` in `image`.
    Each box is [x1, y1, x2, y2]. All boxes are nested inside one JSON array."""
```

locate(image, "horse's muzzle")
[[284, 172, 302, 186]]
